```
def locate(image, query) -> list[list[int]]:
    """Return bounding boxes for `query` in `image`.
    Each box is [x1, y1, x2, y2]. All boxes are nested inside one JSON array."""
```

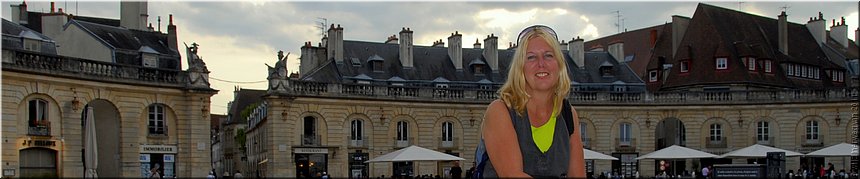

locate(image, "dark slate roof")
[[661, 3, 845, 90], [2, 18, 57, 54], [73, 20, 177, 56], [585, 24, 668, 80], [227, 89, 267, 124], [821, 31, 859, 70], [302, 40, 645, 90], [644, 23, 676, 91]]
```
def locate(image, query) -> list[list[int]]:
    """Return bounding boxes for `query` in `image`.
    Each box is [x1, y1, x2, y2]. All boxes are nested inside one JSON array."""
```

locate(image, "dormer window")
[[814, 67, 819, 79], [142, 53, 158, 68], [648, 70, 658, 82], [764, 60, 772, 73], [680, 60, 690, 73], [742, 57, 756, 71], [367, 55, 385, 72], [351, 57, 361, 67], [599, 61, 614, 77], [787, 64, 794, 76], [715, 57, 728, 70], [23, 38, 40, 52]]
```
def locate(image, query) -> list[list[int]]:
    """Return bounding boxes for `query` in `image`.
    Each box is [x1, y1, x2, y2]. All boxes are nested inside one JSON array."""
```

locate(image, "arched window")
[[303, 116, 318, 146], [805, 120, 819, 142], [580, 122, 589, 148], [351, 120, 363, 141], [148, 104, 167, 135], [28, 99, 50, 136], [441, 121, 453, 142], [756, 121, 770, 143], [397, 121, 408, 141], [709, 124, 722, 141], [619, 123, 631, 146]]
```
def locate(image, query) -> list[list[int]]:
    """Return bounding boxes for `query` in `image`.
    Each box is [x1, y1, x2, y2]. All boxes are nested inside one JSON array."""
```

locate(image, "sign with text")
[[294, 148, 328, 154], [140, 145, 177, 154], [714, 164, 765, 179]]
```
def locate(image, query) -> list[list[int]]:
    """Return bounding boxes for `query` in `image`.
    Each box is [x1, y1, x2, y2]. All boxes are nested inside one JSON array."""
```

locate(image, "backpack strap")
[[561, 99, 575, 136]]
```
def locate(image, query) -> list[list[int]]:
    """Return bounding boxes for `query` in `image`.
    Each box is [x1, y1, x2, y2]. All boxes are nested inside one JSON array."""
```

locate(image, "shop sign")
[[140, 154, 151, 162], [140, 145, 177, 154], [295, 148, 328, 154]]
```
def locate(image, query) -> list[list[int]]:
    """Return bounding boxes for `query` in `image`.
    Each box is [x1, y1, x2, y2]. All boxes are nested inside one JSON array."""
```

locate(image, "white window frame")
[[838, 71, 844, 82], [716, 57, 728, 70], [351, 120, 363, 141], [805, 120, 819, 140], [143, 53, 158, 68], [397, 121, 408, 141], [441, 122, 453, 142], [680, 61, 689, 73], [23, 38, 41, 52], [813, 67, 819, 79], [709, 124, 722, 141], [787, 64, 794, 76], [795, 65, 801, 77], [619, 123, 632, 142], [28, 99, 48, 127], [747, 57, 756, 71], [649, 70, 658, 82], [756, 121, 769, 142], [764, 60, 772, 73], [148, 104, 166, 135]]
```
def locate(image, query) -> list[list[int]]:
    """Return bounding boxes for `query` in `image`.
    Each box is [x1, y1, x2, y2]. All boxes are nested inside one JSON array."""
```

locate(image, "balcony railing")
[[438, 137, 459, 149], [393, 137, 414, 148], [349, 136, 368, 148], [615, 138, 636, 152], [28, 126, 50, 136], [275, 77, 857, 104], [582, 137, 592, 149], [754, 136, 776, 146], [802, 138, 824, 147], [2, 49, 188, 88], [301, 134, 321, 146], [706, 137, 728, 148]]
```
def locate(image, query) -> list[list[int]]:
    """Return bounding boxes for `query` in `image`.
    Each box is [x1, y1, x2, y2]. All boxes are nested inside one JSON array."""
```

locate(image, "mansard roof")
[[1, 18, 57, 54], [227, 88, 267, 124]]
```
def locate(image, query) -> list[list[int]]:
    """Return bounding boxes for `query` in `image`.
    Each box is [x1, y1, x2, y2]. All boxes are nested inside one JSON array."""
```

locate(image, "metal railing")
[[438, 137, 459, 149], [706, 137, 728, 148], [27, 126, 50, 136], [349, 136, 368, 148], [393, 137, 414, 148], [615, 138, 636, 152], [582, 137, 592, 149], [301, 134, 321, 146], [753, 136, 776, 146]]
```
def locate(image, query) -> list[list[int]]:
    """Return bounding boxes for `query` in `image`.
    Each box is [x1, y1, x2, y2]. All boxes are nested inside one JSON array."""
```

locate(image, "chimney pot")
[[169, 14, 174, 25], [50, 2, 55, 13]]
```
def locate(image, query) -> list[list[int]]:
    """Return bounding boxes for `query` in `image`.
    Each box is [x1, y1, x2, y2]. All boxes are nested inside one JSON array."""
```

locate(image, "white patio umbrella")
[[366, 145, 465, 163], [584, 149, 618, 160], [636, 145, 717, 176], [636, 145, 717, 160], [805, 143, 859, 171], [804, 143, 859, 157], [719, 144, 803, 158], [84, 106, 98, 178]]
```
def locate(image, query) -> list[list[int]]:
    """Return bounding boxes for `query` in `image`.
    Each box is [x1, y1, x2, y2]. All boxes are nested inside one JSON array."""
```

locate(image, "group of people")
[[788, 163, 854, 179]]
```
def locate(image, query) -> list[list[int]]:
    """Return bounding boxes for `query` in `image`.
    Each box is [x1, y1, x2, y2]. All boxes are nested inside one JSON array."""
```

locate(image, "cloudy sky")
[[3, 0, 857, 114]]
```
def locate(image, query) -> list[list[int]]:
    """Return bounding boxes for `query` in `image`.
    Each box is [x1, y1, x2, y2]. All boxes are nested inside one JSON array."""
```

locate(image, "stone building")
[[1, 1, 217, 178]]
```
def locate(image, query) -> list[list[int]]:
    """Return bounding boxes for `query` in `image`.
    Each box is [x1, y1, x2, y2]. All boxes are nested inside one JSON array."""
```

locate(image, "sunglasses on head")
[[516, 25, 559, 45]]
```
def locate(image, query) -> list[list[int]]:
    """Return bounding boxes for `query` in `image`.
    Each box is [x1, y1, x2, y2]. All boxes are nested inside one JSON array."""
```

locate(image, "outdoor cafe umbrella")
[[366, 145, 465, 163], [804, 143, 859, 171], [719, 144, 803, 158], [584, 149, 618, 160], [84, 106, 98, 178], [636, 145, 717, 176]]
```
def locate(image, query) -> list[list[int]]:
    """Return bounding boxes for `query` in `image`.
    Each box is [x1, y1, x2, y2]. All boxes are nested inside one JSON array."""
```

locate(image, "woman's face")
[[523, 36, 559, 93]]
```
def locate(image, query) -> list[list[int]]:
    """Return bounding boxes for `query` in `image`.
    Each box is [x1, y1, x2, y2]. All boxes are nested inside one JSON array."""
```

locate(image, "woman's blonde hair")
[[498, 27, 571, 116]]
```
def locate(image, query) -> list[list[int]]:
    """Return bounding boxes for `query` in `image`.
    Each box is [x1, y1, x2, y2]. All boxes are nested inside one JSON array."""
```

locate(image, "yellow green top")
[[531, 102, 560, 153]]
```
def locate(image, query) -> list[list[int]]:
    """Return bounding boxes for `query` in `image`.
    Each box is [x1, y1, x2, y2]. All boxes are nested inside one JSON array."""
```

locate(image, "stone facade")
[[245, 80, 857, 178], [1, 49, 217, 178]]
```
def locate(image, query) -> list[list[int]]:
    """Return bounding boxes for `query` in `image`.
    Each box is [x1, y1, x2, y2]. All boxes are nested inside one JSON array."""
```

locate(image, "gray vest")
[[482, 107, 571, 178]]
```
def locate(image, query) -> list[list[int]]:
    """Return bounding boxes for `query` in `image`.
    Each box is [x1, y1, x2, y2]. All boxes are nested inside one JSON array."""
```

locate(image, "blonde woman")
[[481, 25, 586, 178]]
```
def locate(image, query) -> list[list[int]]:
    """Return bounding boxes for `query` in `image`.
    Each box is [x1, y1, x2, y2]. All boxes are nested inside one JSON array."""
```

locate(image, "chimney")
[[385, 35, 398, 44], [41, 7, 67, 39], [473, 38, 481, 49], [121, 1, 148, 30], [432, 39, 444, 47], [300, 41, 319, 76], [649, 29, 657, 46], [829, 17, 849, 48], [569, 37, 584, 69], [399, 27, 414, 68], [806, 12, 827, 45], [560, 40, 568, 51], [608, 42, 625, 63], [483, 34, 499, 72], [320, 35, 327, 47], [326, 24, 344, 64], [448, 31, 463, 70], [167, 14, 178, 53], [778, 11, 788, 54], [11, 2, 29, 25], [50, 2, 55, 13], [671, 15, 690, 57]]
